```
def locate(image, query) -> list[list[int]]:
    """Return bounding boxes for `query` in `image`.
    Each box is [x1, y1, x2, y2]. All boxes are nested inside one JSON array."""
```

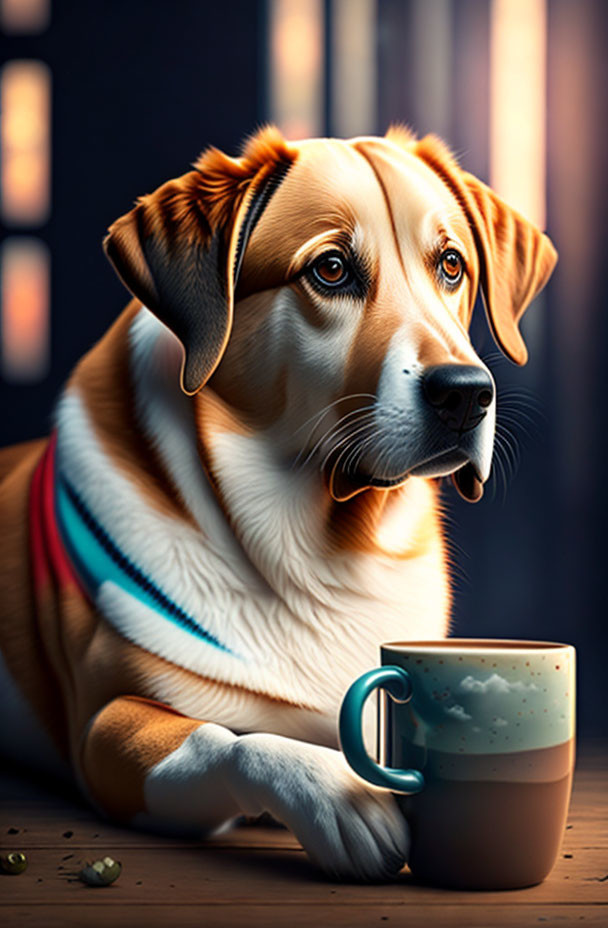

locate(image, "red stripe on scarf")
[[29, 434, 83, 594]]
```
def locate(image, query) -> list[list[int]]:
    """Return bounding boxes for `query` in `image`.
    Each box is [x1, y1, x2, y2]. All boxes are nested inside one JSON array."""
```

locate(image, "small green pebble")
[[1, 852, 28, 874], [78, 856, 122, 886]]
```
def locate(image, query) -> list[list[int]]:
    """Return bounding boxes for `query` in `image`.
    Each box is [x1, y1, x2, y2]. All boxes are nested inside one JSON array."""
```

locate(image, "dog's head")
[[104, 126, 557, 504]]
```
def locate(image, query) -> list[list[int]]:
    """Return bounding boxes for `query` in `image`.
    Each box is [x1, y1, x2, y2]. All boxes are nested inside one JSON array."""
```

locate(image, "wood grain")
[[1, 741, 606, 927], [2, 905, 607, 928]]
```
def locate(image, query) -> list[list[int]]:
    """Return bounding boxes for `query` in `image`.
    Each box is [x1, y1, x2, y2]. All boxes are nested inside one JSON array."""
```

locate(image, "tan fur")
[[68, 300, 197, 525], [203, 292, 290, 430], [326, 481, 445, 562], [193, 126, 296, 229], [411, 133, 557, 364], [0, 438, 67, 756], [0, 126, 557, 836], [81, 695, 204, 820]]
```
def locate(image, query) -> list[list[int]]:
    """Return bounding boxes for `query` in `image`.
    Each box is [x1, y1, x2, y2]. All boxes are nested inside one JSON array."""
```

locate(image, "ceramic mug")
[[339, 639, 576, 890]]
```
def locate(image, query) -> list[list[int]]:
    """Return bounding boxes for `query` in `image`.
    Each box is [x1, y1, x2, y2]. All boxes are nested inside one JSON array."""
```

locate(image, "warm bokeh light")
[[0, 0, 50, 33], [331, 0, 376, 137], [490, 0, 547, 229], [269, 0, 323, 139], [1, 60, 51, 225], [1, 238, 50, 382]]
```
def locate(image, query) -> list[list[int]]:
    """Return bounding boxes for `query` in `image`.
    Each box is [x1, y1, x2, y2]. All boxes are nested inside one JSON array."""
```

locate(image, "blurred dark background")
[[1, 0, 606, 737]]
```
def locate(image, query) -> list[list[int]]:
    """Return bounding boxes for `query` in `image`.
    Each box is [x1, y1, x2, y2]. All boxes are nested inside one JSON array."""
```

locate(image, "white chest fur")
[[55, 310, 449, 748]]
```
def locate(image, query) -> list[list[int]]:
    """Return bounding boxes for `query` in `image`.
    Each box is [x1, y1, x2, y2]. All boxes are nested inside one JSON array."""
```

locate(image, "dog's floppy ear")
[[103, 127, 295, 394], [413, 134, 558, 365]]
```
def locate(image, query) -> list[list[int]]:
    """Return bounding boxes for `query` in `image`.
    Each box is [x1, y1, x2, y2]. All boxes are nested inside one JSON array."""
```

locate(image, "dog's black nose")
[[422, 364, 494, 432]]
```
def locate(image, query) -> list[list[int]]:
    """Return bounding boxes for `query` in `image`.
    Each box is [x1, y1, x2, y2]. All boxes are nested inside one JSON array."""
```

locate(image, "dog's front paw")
[[228, 733, 410, 881]]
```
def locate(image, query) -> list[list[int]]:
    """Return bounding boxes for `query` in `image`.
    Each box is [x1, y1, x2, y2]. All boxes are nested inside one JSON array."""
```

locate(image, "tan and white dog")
[[0, 127, 556, 881]]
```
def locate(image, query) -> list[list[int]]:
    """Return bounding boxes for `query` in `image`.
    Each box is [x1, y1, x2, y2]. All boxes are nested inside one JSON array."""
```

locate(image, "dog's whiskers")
[[496, 399, 546, 447], [493, 430, 519, 482], [369, 415, 446, 484], [330, 419, 379, 483], [495, 418, 522, 457], [498, 386, 544, 402], [498, 399, 546, 424], [290, 393, 376, 470], [296, 406, 375, 473], [497, 410, 540, 442], [489, 436, 510, 505], [319, 415, 376, 474], [373, 438, 398, 482], [300, 408, 375, 474], [495, 418, 521, 463], [343, 422, 377, 475], [347, 428, 378, 475], [291, 392, 377, 439], [497, 390, 546, 420], [498, 403, 546, 434], [292, 403, 375, 472]]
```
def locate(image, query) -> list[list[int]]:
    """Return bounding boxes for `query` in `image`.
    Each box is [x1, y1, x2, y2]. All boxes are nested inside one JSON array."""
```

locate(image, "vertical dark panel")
[[323, 0, 332, 136], [433, 1, 555, 670], [0, 0, 264, 444], [588, 0, 608, 738], [257, 0, 271, 126], [451, 0, 490, 182], [376, 0, 414, 131], [546, 0, 608, 736], [447, 0, 608, 737]]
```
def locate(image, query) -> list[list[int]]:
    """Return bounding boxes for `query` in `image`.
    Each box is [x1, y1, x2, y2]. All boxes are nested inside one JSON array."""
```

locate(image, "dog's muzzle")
[[421, 364, 494, 502], [326, 363, 494, 503]]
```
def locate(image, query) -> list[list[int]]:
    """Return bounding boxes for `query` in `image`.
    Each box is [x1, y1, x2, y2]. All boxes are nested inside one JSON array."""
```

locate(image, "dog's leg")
[[80, 695, 410, 881]]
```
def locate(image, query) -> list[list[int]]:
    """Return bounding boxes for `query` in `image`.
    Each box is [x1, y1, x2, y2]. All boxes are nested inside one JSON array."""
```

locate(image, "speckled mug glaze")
[[343, 640, 575, 890]]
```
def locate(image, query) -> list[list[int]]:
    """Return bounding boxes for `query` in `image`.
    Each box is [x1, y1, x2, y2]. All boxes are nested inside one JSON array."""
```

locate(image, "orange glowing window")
[[269, 0, 324, 139], [1, 238, 50, 382], [0, 0, 50, 33], [490, 0, 547, 229], [1, 59, 51, 225]]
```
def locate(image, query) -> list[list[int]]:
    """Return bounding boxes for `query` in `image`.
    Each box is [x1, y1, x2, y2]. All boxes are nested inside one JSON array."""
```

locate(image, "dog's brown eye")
[[439, 249, 464, 286], [312, 253, 349, 288]]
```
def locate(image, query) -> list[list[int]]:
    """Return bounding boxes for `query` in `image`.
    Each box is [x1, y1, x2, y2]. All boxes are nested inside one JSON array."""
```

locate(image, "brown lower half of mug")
[[398, 739, 574, 890]]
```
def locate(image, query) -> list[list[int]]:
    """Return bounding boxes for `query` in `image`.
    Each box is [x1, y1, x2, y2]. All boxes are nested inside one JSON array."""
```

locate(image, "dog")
[[0, 126, 557, 881]]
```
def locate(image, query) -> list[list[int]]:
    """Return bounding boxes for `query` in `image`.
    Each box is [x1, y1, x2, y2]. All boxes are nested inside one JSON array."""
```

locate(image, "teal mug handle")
[[339, 665, 425, 794]]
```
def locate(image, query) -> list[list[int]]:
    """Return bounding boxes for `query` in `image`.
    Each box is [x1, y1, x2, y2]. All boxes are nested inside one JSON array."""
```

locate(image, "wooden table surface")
[[1, 741, 606, 928]]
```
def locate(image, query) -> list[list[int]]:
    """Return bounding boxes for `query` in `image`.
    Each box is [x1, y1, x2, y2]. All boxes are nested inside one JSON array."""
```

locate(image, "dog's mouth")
[[450, 462, 484, 502], [409, 449, 484, 503], [327, 449, 484, 504]]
